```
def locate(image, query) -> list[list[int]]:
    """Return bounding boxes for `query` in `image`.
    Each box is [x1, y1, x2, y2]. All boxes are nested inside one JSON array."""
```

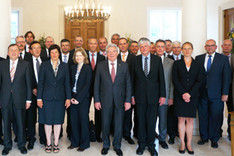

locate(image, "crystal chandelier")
[[64, 0, 111, 22]]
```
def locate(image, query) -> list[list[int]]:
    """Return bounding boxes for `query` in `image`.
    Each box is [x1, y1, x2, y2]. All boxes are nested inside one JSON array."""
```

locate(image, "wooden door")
[[224, 8, 234, 40], [65, 17, 104, 50]]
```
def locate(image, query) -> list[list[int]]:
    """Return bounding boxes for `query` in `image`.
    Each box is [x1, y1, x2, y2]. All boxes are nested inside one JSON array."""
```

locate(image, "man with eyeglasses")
[[15, 36, 32, 62], [196, 39, 231, 148]]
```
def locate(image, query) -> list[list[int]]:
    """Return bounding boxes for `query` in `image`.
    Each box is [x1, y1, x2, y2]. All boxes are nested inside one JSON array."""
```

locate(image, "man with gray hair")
[[168, 41, 183, 61], [40, 36, 54, 59], [94, 44, 132, 156], [132, 37, 166, 156]]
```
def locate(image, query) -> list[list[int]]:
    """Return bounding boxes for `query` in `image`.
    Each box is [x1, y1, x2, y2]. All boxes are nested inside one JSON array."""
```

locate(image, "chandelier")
[[64, 0, 111, 22]]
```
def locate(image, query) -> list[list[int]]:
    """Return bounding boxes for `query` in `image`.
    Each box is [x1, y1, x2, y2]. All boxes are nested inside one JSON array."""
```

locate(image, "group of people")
[[0, 31, 232, 156]]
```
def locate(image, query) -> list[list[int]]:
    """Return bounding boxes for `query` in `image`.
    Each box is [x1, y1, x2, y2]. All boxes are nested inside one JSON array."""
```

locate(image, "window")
[[149, 9, 181, 42], [11, 11, 20, 43]]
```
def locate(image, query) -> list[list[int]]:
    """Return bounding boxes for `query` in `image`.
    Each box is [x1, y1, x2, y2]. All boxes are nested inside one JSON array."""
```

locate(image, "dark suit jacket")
[[40, 49, 50, 60], [59, 51, 75, 67], [71, 64, 92, 103], [0, 59, 32, 109], [117, 52, 136, 73], [86, 52, 105, 96], [94, 60, 132, 108], [37, 61, 72, 101], [29, 56, 47, 90], [172, 58, 201, 99], [195, 52, 231, 99], [132, 54, 166, 104]]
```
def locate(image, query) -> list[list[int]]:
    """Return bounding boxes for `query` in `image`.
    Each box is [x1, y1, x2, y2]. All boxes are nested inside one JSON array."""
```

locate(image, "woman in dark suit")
[[67, 48, 92, 151], [37, 44, 71, 153], [172, 42, 201, 155]]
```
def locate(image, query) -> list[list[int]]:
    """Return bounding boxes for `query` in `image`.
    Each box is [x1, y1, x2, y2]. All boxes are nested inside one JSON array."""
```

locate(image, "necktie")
[[122, 54, 126, 62], [144, 57, 148, 76], [207, 55, 212, 72], [10, 61, 16, 82], [64, 55, 68, 63], [36, 59, 40, 78], [111, 63, 115, 83], [91, 53, 95, 70], [19, 53, 23, 60], [176, 56, 179, 60]]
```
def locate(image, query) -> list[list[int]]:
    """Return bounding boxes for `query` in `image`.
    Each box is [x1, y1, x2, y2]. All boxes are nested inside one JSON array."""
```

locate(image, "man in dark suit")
[[94, 44, 132, 156], [165, 39, 173, 57], [40, 36, 54, 59], [98, 37, 108, 58], [129, 41, 139, 56], [59, 38, 74, 140], [155, 39, 174, 149], [24, 31, 35, 53], [196, 39, 231, 148], [111, 33, 120, 46], [87, 37, 105, 142], [132, 38, 166, 156], [167, 41, 183, 144], [0, 57, 5, 145], [70, 35, 87, 54], [118, 38, 136, 145], [27, 41, 47, 149], [0, 44, 32, 155], [15, 36, 32, 61]]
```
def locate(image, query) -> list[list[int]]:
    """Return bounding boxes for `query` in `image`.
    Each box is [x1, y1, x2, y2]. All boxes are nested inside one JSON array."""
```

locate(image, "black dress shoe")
[[155, 132, 159, 138], [197, 139, 208, 145], [168, 138, 175, 144], [148, 148, 158, 156], [77, 147, 85, 152], [14, 137, 17, 143], [2, 148, 11, 155], [101, 148, 109, 155], [27, 143, 34, 150], [159, 141, 168, 149], [67, 145, 75, 149], [96, 137, 103, 143], [211, 142, 218, 148], [114, 148, 123, 156], [179, 149, 185, 154], [19, 147, 27, 154], [124, 136, 135, 144], [187, 148, 194, 155], [136, 147, 144, 155]]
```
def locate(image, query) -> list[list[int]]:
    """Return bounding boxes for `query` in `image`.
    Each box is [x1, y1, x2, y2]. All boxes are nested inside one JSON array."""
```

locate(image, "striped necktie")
[[10, 61, 16, 82]]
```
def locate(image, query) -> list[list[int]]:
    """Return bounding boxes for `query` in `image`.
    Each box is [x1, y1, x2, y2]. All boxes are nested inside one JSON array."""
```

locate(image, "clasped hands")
[[182, 93, 191, 103], [37, 99, 71, 109]]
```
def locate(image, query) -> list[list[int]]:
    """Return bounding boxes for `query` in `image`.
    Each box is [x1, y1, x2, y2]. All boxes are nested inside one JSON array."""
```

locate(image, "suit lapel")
[[114, 60, 122, 84], [12, 60, 22, 83], [208, 53, 217, 73], [48, 62, 56, 79], [147, 54, 154, 77], [137, 55, 146, 77]]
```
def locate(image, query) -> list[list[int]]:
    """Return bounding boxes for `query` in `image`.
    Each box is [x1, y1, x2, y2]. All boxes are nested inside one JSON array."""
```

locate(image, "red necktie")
[[91, 53, 95, 70], [176, 56, 179, 60], [111, 63, 115, 83]]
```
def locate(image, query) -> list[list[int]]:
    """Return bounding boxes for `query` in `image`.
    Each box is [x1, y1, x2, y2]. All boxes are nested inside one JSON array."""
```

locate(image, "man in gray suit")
[[94, 44, 132, 156], [155, 39, 174, 149]]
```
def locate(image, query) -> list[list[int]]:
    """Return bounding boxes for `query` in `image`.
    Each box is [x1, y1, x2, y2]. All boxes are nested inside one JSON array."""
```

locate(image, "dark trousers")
[[198, 96, 224, 142], [66, 107, 71, 139], [102, 105, 124, 149], [25, 95, 37, 144], [0, 110, 3, 138], [70, 99, 90, 149], [123, 107, 133, 137], [167, 105, 178, 139], [136, 103, 157, 149], [2, 96, 26, 148]]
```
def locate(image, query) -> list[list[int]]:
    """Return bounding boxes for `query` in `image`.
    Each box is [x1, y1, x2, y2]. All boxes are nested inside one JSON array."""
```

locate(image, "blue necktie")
[[207, 55, 212, 72]]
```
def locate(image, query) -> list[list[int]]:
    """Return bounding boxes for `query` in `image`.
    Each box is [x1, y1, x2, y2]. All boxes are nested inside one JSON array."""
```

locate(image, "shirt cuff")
[[37, 99, 42, 101], [26, 100, 31, 103]]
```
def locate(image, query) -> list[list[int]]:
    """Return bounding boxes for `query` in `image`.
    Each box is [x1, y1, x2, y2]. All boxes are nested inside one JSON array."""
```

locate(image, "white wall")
[[11, 0, 233, 46]]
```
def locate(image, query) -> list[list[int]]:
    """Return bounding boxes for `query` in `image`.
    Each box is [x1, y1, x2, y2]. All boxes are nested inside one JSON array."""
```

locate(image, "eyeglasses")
[[205, 45, 216, 47]]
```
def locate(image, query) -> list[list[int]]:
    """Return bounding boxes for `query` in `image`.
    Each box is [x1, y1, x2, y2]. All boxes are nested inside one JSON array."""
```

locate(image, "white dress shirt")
[[89, 52, 97, 64], [61, 53, 70, 63], [173, 53, 182, 60], [108, 60, 117, 75], [20, 50, 26, 59], [204, 52, 216, 71], [32, 56, 42, 83], [121, 51, 129, 61], [160, 55, 165, 63]]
